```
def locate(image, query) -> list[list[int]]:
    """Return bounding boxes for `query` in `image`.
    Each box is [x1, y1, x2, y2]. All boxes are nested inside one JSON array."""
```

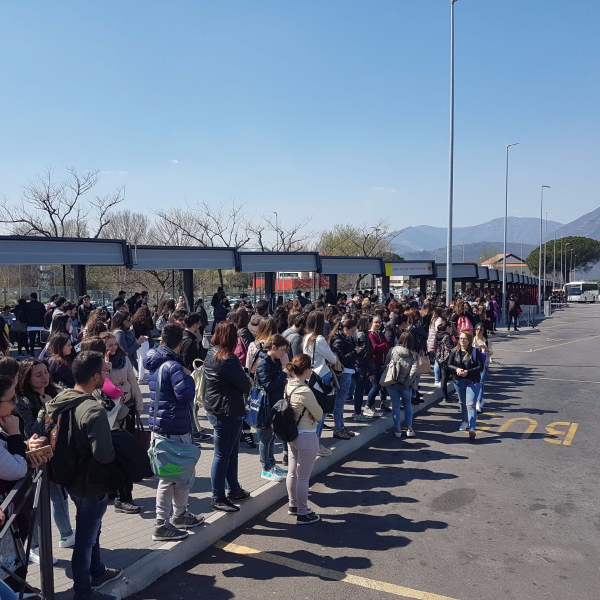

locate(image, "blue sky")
[[0, 0, 598, 232]]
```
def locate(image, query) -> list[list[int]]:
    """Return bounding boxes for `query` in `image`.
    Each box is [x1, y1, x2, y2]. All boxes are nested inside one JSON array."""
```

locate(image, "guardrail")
[[0, 464, 54, 600]]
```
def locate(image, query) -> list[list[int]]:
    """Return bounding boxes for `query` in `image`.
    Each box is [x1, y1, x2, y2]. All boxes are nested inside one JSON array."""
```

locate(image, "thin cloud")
[[118, 171, 129, 176], [372, 186, 397, 193], [170, 159, 179, 164]]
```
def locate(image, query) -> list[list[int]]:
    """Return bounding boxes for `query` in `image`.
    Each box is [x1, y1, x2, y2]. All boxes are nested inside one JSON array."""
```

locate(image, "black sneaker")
[[227, 488, 251, 502], [171, 511, 205, 529], [343, 428, 356, 437], [91, 567, 123, 589], [211, 498, 240, 513], [333, 429, 351, 440], [322, 423, 333, 430], [297, 513, 321, 525], [241, 431, 256, 448], [152, 520, 189, 541], [288, 506, 314, 515], [114, 500, 141, 514], [469, 430, 477, 440], [193, 432, 212, 443], [380, 403, 392, 413]]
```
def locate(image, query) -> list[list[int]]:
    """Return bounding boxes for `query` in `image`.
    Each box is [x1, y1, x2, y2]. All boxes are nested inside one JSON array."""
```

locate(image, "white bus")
[[563, 281, 599, 303]]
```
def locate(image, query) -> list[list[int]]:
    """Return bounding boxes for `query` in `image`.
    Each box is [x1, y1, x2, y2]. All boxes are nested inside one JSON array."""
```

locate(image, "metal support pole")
[[538, 185, 550, 310], [445, 0, 457, 306], [38, 464, 55, 600]]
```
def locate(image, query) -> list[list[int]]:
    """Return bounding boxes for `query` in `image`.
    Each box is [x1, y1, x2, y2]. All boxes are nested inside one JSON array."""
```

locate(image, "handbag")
[[134, 413, 151, 452], [245, 356, 272, 430], [307, 343, 335, 412], [379, 358, 398, 387], [101, 378, 123, 400], [418, 355, 431, 375], [147, 363, 200, 485]]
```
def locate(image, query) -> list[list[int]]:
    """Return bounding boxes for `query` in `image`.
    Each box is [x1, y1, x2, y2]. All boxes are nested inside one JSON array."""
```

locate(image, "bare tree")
[[102, 209, 151, 245], [0, 167, 124, 238], [247, 213, 315, 252], [317, 219, 401, 289]]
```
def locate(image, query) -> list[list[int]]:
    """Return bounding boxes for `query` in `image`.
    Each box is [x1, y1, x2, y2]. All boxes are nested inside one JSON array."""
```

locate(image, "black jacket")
[[446, 348, 484, 383], [407, 324, 427, 354], [213, 303, 228, 323], [353, 331, 373, 372], [26, 300, 46, 327], [255, 351, 287, 406], [194, 304, 209, 329], [203, 347, 252, 418], [330, 332, 357, 369], [181, 330, 201, 371], [384, 313, 401, 345]]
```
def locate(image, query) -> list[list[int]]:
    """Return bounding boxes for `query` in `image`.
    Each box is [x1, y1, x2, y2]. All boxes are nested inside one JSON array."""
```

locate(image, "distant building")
[[481, 253, 531, 276]]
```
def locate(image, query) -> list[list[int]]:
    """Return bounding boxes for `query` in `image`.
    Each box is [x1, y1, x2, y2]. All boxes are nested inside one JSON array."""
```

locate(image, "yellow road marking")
[[538, 377, 600, 384], [496, 334, 600, 353], [214, 540, 460, 600]]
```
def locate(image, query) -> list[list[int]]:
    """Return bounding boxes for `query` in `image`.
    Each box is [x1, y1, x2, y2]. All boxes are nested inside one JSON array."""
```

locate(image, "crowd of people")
[[0, 286, 502, 600]]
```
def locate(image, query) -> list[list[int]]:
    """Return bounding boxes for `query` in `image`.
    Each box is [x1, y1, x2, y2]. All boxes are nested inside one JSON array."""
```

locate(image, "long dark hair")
[[51, 314, 70, 335], [17, 359, 60, 415], [110, 310, 130, 332], [47, 333, 73, 366], [304, 311, 325, 348], [131, 306, 153, 329], [85, 308, 109, 337]]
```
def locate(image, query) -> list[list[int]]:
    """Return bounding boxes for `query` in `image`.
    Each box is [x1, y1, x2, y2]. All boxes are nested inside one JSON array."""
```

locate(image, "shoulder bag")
[[307, 342, 335, 413], [379, 355, 399, 387], [245, 356, 271, 430], [147, 363, 200, 485]]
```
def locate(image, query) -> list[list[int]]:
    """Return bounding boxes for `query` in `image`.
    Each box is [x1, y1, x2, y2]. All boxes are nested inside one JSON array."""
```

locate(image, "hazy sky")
[[1, 0, 598, 232]]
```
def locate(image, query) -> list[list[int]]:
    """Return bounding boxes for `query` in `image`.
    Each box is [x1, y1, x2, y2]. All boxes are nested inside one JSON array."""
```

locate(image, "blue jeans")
[[207, 413, 243, 500], [387, 384, 413, 429], [366, 364, 388, 408], [69, 493, 108, 600], [476, 367, 488, 404], [316, 372, 333, 438], [454, 378, 479, 431], [434, 361, 441, 384], [353, 367, 370, 415], [333, 373, 352, 430], [257, 425, 275, 471], [32, 481, 73, 549]]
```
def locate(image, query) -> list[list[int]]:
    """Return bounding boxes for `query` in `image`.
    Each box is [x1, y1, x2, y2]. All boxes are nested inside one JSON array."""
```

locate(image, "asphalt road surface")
[[132, 304, 600, 600]]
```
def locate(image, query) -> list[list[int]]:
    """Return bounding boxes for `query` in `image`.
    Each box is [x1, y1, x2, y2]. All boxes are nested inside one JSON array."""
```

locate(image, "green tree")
[[526, 236, 600, 278]]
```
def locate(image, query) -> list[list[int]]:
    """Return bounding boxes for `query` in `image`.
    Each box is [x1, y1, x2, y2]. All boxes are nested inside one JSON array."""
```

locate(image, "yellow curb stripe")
[[214, 540, 460, 600]]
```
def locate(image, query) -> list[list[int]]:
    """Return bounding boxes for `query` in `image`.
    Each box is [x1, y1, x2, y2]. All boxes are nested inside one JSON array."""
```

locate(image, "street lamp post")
[[520, 241, 523, 276], [460, 241, 465, 263], [543, 210, 550, 295], [564, 242, 570, 285], [570, 248, 575, 283], [502, 143, 520, 325], [445, 0, 458, 306], [553, 226, 558, 290], [538, 185, 551, 310]]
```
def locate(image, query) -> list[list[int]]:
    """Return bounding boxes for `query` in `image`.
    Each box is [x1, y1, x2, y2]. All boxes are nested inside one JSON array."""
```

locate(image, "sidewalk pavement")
[[31, 374, 444, 599]]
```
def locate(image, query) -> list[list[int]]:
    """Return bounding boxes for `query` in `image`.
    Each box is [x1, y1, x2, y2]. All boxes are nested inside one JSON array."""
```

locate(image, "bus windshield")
[[566, 285, 582, 296]]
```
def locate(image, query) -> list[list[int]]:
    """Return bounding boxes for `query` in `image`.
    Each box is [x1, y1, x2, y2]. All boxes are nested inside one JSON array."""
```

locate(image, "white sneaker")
[[406, 429, 416, 438], [260, 469, 283, 481], [29, 548, 57, 565], [475, 402, 482, 413], [59, 530, 76, 548], [317, 444, 332, 457], [394, 428, 403, 438], [434, 382, 442, 388], [362, 407, 375, 417]]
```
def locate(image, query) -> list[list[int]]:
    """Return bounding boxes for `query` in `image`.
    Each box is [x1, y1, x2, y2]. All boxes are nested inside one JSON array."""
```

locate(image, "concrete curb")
[[107, 386, 444, 599]]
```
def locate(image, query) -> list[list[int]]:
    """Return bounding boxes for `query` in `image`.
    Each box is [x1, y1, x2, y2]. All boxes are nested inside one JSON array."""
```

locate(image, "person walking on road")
[[507, 295, 521, 331], [473, 323, 491, 413], [434, 320, 455, 403], [285, 353, 323, 525], [446, 331, 484, 439]]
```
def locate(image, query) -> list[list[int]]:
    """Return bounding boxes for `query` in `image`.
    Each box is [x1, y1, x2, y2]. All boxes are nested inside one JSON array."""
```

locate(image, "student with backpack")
[[46, 351, 123, 600], [434, 320, 456, 403], [283, 354, 323, 525]]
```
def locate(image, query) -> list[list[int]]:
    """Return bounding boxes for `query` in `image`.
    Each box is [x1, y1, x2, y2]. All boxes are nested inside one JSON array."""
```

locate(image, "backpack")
[[435, 338, 451, 366], [49, 408, 85, 486], [271, 392, 306, 443], [457, 315, 473, 333], [233, 336, 248, 365]]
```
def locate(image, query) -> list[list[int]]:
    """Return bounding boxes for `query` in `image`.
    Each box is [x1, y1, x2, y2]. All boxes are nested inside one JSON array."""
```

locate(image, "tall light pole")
[[564, 242, 570, 285], [538, 185, 551, 310], [460, 240, 465, 263], [520, 241, 523, 275], [570, 248, 575, 283], [553, 226, 558, 290], [445, 0, 458, 306], [543, 210, 550, 294], [502, 143, 520, 325]]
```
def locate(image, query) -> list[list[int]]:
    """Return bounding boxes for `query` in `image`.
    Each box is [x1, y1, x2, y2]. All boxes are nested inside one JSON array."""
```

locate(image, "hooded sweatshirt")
[[46, 388, 116, 497]]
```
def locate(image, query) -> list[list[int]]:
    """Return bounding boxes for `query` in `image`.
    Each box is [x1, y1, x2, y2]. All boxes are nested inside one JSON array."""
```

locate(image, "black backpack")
[[50, 408, 85, 486], [271, 394, 306, 443]]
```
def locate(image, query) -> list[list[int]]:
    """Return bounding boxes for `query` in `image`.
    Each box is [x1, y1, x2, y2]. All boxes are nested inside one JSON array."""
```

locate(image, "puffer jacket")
[[330, 332, 357, 369], [385, 345, 419, 390], [255, 350, 288, 406], [427, 316, 444, 353], [145, 345, 195, 435], [204, 347, 252, 418], [446, 348, 484, 384]]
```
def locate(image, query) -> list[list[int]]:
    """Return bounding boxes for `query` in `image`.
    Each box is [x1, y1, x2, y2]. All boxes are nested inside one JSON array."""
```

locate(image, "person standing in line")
[[385, 332, 419, 439], [285, 353, 323, 525], [145, 324, 205, 541], [255, 335, 290, 481], [193, 298, 209, 330], [113, 291, 126, 314], [12, 299, 30, 357], [435, 320, 456, 403], [46, 351, 124, 600], [364, 314, 391, 416], [131, 306, 154, 384], [427, 307, 445, 386], [111, 311, 146, 371], [352, 315, 373, 422], [282, 313, 305, 360], [1, 306, 15, 346], [77, 295, 95, 327], [330, 318, 360, 440], [26, 293, 46, 354], [203, 322, 252, 513], [507, 295, 520, 332], [446, 331, 484, 440]]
